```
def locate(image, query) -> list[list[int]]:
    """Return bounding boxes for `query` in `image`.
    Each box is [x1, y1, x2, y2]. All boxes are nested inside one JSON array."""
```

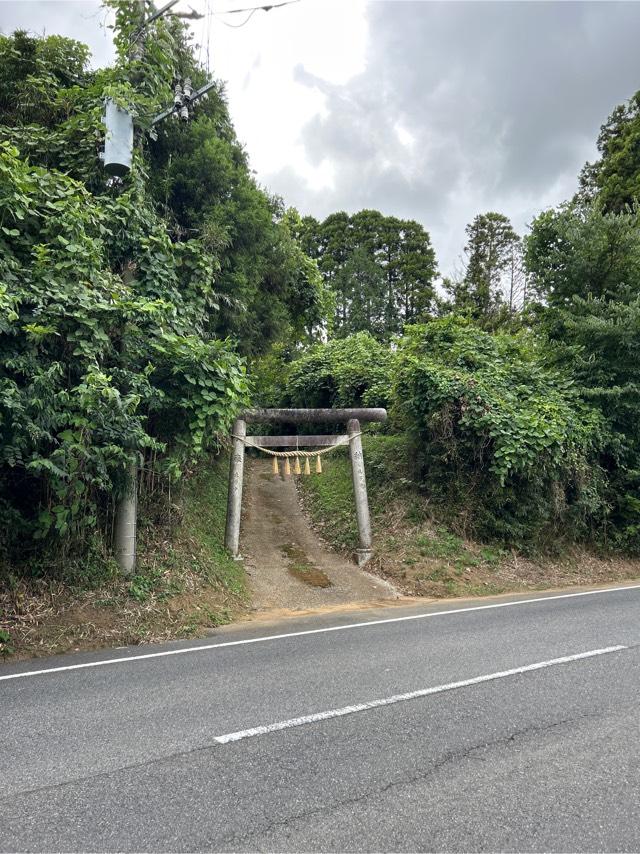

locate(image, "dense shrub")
[[394, 317, 605, 548], [0, 13, 323, 575], [527, 203, 640, 552], [0, 143, 248, 564], [285, 332, 394, 410]]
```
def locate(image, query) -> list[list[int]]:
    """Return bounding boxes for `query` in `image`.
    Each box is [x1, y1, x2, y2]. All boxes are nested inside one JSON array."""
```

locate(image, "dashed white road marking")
[[1, 585, 638, 681], [214, 645, 628, 743]]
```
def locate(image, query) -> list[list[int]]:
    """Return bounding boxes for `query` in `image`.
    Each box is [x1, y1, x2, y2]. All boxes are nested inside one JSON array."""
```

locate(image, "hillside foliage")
[[0, 7, 323, 573], [579, 90, 640, 212], [2, 6, 640, 591], [394, 318, 605, 548]]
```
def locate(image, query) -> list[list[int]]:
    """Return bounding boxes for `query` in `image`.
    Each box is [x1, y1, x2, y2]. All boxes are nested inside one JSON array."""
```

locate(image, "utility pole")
[[108, 0, 217, 574], [112, 0, 147, 575]]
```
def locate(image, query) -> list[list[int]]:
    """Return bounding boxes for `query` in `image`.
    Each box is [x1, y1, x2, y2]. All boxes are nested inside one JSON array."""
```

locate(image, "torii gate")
[[224, 408, 387, 566]]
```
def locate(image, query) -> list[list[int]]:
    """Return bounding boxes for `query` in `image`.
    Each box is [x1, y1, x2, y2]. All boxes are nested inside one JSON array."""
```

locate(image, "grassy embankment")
[[299, 434, 640, 598], [0, 454, 247, 661]]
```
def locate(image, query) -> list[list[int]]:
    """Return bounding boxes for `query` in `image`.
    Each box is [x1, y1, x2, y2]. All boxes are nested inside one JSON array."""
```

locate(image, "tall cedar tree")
[[300, 210, 437, 341], [579, 90, 640, 212], [446, 212, 520, 323]]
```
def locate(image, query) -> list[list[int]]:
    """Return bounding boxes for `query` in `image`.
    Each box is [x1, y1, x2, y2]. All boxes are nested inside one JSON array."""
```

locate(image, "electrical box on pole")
[[103, 99, 134, 176], [101, 79, 216, 178]]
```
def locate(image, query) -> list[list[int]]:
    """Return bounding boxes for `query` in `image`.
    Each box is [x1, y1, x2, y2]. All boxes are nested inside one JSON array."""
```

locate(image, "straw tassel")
[[294, 456, 302, 475], [304, 458, 311, 476], [272, 456, 279, 476], [315, 455, 322, 474], [284, 457, 291, 477]]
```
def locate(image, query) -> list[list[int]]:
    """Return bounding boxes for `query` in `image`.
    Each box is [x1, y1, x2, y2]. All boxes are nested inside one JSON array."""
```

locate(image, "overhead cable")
[[210, 0, 301, 28]]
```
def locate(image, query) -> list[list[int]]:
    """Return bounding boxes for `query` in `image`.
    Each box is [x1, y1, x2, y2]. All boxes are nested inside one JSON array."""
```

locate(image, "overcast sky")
[[2, 0, 640, 275]]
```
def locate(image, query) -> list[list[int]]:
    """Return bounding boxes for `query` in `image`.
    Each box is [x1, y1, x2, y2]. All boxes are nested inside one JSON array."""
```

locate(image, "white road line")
[[214, 645, 628, 743], [1, 584, 639, 682]]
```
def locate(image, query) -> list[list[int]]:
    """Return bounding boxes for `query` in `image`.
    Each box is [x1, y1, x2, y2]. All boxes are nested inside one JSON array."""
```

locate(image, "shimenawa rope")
[[233, 433, 360, 458], [232, 432, 362, 476]]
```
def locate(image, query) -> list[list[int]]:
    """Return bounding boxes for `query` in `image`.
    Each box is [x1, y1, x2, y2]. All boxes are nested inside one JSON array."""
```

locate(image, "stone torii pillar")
[[347, 418, 372, 565], [224, 408, 387, 566], [224, 417, 246, 558]]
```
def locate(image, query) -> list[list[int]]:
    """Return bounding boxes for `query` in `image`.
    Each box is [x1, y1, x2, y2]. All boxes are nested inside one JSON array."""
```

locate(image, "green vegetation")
[[0, 5, 324, 585], [179, 455, 246, 601], [284, 316, 610, 552], [395, 318, 604, 549], [135, 452, 246, 606], [526, 202, 640, 551], [2, 0, 640, 644], [579, 91, 640, 212], [301, 436, 412, 551], [301, 448, 357, 551], [300, 435, 639, 599], [0, 453, 246, 659], [299, 436, 510, 597], [285, 333, 394, 410], [443, 212, 523, 323], [299, 210, 437, 340], [287, 86, 640, 559]]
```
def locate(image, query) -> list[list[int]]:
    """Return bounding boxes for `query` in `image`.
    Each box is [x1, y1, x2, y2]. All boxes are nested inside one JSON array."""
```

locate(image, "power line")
[[210, 0, 301, 28], [213, 7, 258, 27], [218, 0, 300, 14]]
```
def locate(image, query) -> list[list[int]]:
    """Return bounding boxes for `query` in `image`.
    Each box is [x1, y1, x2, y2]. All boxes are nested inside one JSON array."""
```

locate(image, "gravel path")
[[241, 458, 398, 612]]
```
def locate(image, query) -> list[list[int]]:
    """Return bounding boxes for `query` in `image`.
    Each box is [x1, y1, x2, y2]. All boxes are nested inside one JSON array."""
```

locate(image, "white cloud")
[[0, 0, 115, 68], [2, 0, 639, 276], [207, 0, 367, 178], [395, 123, 415, 149]]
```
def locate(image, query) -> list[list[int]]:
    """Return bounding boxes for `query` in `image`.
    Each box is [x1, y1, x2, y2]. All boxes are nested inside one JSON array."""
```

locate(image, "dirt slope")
[[241, 458, 398, 612]]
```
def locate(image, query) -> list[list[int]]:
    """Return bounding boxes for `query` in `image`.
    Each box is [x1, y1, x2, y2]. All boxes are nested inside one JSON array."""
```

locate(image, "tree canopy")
[[299, 209, 438, 341], [444, 212, 522, 323], [579, 90, 640, 212], [0, 7, 324, 566]]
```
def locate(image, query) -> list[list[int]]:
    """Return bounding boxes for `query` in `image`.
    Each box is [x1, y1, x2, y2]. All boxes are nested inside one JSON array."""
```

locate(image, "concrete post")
[[224, 418, 246, 558], [347, 418, 373, 567], [114, 455, 138, 575]]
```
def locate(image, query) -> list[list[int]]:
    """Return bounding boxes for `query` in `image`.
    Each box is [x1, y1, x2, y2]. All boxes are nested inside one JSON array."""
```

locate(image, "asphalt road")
[[1, 584, 639, 852]]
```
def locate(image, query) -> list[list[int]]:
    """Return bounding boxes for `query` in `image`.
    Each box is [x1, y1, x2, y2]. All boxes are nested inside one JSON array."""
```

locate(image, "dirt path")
[[241, 459, 398, 612]]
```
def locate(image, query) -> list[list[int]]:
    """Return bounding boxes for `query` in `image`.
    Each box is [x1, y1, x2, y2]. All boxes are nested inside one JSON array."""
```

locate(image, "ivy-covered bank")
[[299, 436, 640, 600], [0, 141, 247, 562], [0, 6, 326, 589], [277, 321, 602, 551], [269, 303, 639, 558]]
